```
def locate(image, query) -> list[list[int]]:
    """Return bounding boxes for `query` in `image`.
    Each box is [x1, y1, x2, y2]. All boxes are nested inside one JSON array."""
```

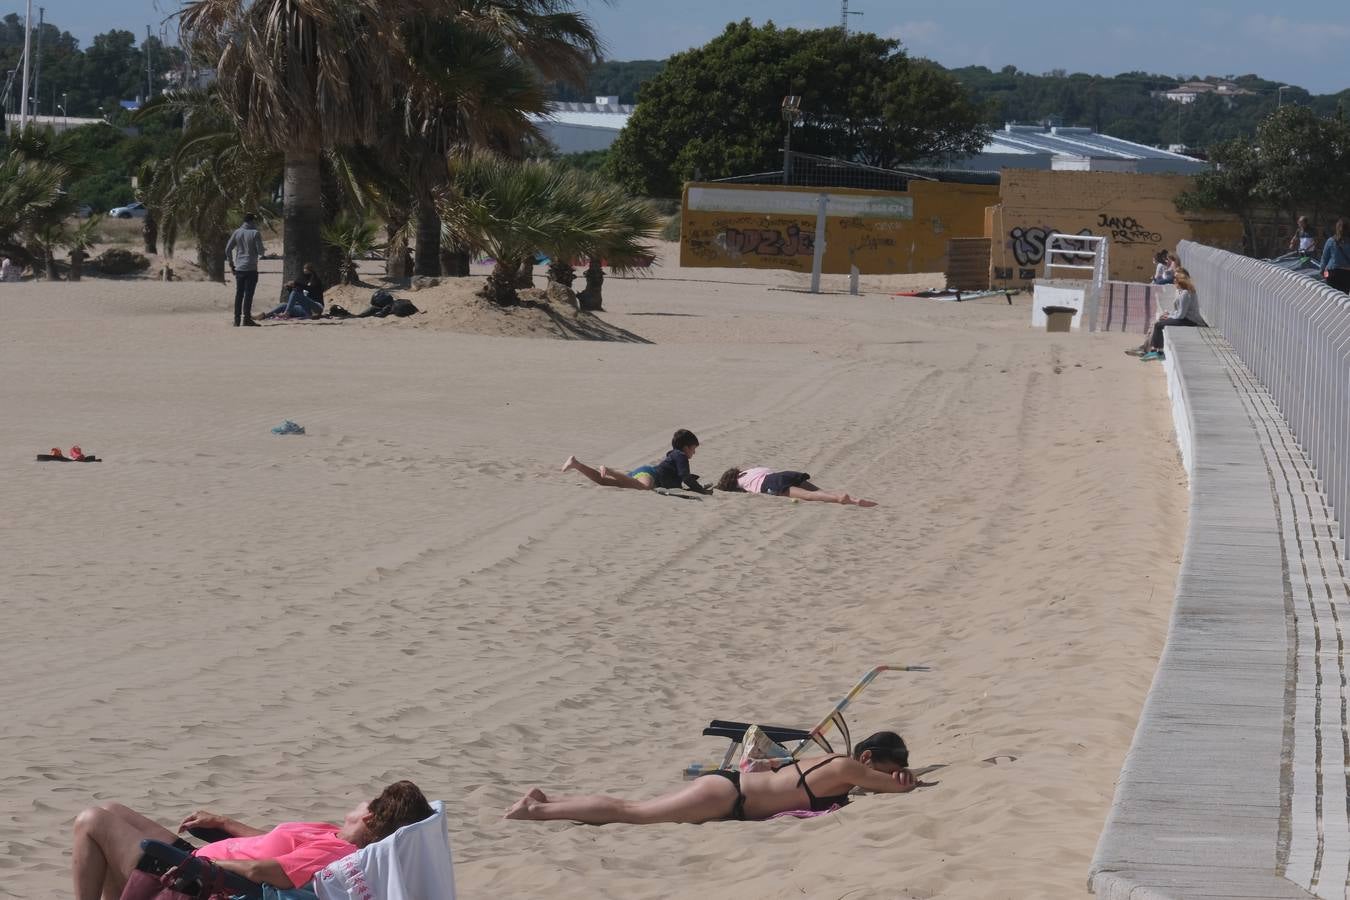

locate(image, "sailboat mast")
[[18, 0, 32, 128]]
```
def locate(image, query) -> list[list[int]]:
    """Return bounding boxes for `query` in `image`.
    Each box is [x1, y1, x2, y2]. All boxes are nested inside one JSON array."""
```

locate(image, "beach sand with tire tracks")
[[0, 248, 1185, 899]]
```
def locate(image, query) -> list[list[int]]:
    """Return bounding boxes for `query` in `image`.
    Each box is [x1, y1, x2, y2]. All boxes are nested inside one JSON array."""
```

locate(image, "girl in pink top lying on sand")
[[715, 467, 878, 507], [71, 780, 432, 898]]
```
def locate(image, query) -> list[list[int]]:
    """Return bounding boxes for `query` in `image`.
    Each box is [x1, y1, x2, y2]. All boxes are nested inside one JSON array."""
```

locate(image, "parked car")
[[76, 203, 93, 218], [109, 201, 147, 219]]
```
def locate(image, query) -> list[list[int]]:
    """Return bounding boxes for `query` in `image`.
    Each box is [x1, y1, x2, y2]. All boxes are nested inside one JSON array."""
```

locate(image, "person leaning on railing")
[[1322, 219, 1350, 294]]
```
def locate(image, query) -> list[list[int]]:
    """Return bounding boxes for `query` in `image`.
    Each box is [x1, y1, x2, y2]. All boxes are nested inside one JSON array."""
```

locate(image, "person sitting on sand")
[[72, 780, 432, 899], [262, 263, 325, 319], [715, 467, 877, 507], [506, 731, 916, 824], [561, 429, 709, 493]]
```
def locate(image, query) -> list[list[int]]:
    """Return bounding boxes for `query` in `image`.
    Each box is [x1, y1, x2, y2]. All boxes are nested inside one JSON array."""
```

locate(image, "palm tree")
[[321, 214, 384, 284], [572, 176, 662, 311], [443, 153, 660, 308], [139, 89, 278, 282], [398, 0, 604, 277], [535, 169, 660, 310], [0, 125, 78, 270], [65, 215, 103, 282], [0, 152, 68, 268], [133, 160, 160, 255], [178, 0, 437, 291], [441, 154, 572, 305]]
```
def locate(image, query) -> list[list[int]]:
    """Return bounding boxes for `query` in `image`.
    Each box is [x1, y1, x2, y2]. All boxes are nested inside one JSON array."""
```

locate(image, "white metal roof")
[[987, 125, 1201, 162], [529, 101, 633, 133]]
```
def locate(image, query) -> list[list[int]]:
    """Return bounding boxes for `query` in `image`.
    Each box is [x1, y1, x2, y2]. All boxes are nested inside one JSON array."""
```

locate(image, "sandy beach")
[[0, 249, 1186, 899]]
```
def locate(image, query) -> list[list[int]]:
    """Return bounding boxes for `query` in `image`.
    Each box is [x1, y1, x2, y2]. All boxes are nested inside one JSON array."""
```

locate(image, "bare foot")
[[839, 493, 853, 505], [855, 498, 878, 508], [561, 455, 578, 474], [504, 789, 548, 820]]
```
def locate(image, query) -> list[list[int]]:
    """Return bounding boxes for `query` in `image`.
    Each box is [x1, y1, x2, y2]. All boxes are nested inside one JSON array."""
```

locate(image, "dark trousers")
[[1328, 269, 1350, 294], [233, 270, 260, 324], [1150, 316, 1195, 350]]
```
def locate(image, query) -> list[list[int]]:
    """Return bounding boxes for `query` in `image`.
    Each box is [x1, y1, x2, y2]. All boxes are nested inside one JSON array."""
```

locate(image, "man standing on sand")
[[225, 213, 265, 326]]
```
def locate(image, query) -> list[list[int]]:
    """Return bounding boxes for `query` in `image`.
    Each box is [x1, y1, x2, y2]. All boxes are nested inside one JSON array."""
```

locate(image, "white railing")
[[1180, 240, 1350, 553], [1044, 233, 1109, 331]]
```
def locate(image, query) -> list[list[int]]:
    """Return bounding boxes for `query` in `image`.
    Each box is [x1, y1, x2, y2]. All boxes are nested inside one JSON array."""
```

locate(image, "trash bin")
[[1042, 305, 1077, 333]]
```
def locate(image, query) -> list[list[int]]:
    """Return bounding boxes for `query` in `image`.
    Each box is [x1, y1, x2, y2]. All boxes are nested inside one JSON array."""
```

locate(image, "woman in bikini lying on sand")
[[506, 732, 915, 824], [715, 467, 878, 507]]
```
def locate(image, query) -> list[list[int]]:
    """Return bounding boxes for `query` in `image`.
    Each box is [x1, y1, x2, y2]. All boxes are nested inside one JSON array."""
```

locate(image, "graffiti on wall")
[[715, 224, 815, 258], [1096, 213, 1163, 246], [1009, 226, 1095, 267]]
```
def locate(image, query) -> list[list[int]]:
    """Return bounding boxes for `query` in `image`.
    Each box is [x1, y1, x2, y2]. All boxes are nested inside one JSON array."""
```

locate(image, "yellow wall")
[[987, 170, 1243, 286], [680, 181, 999, 275]]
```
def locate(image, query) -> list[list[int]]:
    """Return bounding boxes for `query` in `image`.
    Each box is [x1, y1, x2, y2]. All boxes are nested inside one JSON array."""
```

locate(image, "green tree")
[[1177, 108, 1350, 256], [607, 21, 989, 197], [1176, 137, 1262, 254]]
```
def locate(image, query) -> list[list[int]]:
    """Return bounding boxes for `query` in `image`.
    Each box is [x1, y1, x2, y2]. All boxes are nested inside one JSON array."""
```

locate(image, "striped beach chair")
[[683, 664, 930, 779]]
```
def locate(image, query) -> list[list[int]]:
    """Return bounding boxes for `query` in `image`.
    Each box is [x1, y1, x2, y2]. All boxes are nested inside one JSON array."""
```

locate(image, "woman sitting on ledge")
[[72, 780, 432, 899], [506, 732, 915, 824], [1133, 268, 1202, 360]]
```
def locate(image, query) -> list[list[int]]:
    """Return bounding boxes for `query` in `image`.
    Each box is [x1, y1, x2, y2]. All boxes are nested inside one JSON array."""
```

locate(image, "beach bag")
[[737, 724, 795, 774], [119, 863, 232, 900], [391, 299, 419, 317], [370, 290, 394, 308]]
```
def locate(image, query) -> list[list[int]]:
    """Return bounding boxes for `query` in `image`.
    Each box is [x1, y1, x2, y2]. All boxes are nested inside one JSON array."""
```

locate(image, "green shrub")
[[94, 248, 151, 275]]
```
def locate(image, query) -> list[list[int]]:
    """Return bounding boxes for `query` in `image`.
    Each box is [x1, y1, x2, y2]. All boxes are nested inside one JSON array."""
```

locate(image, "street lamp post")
[[1278, 85, 1293, 108], [781, 95, 802, 186]]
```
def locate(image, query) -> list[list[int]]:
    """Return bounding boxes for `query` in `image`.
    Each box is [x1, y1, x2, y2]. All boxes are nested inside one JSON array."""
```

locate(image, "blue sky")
[[29, 0, 1350, 95]]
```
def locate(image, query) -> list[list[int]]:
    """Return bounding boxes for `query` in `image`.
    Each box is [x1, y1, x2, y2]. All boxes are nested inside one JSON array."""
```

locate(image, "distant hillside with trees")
[[550, 59, 664, 104], [0, 15, 185, 118], [552, 56, 1348, 152]]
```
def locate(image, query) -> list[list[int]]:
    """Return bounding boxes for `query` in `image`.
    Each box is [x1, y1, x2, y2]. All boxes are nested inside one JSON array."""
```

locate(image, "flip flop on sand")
[[36, 446, 101, 462]]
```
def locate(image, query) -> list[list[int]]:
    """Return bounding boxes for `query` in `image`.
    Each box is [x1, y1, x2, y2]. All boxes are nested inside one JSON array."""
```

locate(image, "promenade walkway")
[[1091, 326, 1350, 899]]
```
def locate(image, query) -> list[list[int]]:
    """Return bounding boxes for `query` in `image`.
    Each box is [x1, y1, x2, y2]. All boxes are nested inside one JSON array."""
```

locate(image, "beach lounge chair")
[[684, 664, 930, 779], [134, 800, 455, 900]]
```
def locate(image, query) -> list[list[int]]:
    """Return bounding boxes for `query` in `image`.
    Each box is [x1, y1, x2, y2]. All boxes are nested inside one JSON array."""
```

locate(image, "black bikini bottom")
[[702, 770, 747, 820]]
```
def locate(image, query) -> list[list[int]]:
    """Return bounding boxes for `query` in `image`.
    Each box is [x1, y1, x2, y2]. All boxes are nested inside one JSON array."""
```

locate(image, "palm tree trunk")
[[69, 249, 84, 281], [485, 260, 519, 306], [577, 256, 605, 311], [198, 226, 229, 283], [547, 259, 576, 287], [283, 149, 325, 300], [143, 214, 159, 255], [442, 232, 470, 277], [414, 198, 441, 277], [385, 220, 409, 281], [44, 248, 58, 280], [515, 260, 535, 288]]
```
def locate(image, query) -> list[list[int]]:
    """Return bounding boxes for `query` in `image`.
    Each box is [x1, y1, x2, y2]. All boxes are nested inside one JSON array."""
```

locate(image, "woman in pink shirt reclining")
[[715, 467, 878, 507], [72, 780, 432, 899]]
